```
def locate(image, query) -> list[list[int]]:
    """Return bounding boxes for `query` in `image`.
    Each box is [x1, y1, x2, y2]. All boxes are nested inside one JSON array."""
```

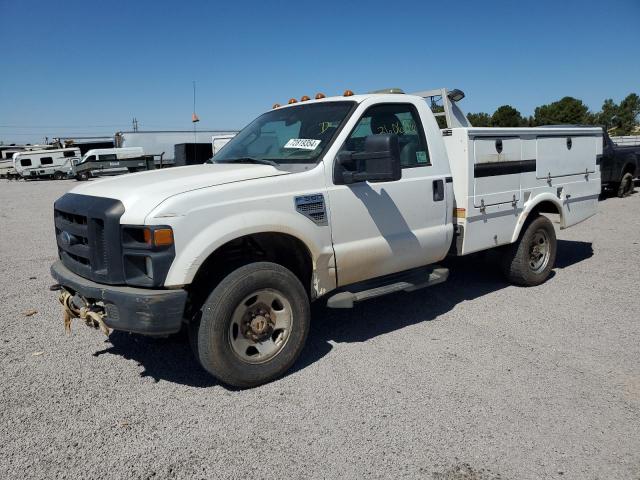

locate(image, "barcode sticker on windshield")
[[284, 138, 321, 150]]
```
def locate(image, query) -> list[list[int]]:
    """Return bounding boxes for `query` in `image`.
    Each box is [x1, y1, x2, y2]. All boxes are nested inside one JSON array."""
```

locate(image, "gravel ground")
[[0, 178, 639, 480]]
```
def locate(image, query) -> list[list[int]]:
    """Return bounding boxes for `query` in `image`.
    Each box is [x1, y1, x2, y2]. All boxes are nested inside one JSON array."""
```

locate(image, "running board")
[[326, 266, 449, 309]]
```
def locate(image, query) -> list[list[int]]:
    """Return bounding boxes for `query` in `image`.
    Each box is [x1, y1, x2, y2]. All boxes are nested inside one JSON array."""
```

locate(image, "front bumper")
[[51, 260, 187, 335]]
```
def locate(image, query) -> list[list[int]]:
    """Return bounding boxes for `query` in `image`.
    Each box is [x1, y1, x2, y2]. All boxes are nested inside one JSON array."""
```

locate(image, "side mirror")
[[334, 133, 402, 185]]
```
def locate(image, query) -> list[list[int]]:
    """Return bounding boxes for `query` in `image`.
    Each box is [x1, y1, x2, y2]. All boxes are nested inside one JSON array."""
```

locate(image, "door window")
[[342, 104, 430, 167]]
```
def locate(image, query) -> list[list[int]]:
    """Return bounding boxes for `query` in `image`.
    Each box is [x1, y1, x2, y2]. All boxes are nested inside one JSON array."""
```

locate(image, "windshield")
[[213, 101, 355, 165]]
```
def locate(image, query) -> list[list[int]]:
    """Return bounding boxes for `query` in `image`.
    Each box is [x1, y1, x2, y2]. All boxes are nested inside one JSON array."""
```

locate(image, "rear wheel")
[[78, 172, 90, 181], [194, 262, 310, 388], [617, 172, 634, 197], [501, 215, 557, 286], [53, 171, 64, 180]]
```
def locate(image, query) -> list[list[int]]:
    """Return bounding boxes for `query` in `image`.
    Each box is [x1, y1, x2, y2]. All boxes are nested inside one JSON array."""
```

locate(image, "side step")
[[326, 266, 449, 309]]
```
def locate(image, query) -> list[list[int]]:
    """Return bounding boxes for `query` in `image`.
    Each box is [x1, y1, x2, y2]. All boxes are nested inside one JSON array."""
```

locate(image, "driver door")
[[327, 103, 449, 286]]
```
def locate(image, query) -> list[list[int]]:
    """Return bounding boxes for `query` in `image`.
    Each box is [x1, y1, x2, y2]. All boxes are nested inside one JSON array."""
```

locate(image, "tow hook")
[[57, 289, 110, 336]]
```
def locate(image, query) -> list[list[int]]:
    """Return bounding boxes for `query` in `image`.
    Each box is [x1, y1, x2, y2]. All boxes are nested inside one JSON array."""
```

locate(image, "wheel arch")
[[183, 230, 322, 322], [621, 160, 637, 177], [511, 194, 563, 243]]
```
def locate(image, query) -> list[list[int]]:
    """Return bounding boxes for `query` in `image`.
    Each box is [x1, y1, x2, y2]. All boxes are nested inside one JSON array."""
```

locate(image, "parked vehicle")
[[0, 157, 18, 179], [50, 87, 601, 388], [115, 130, 238, 167], [72, 147, 155, 180], [14, 148, 80, 179], [600, 131, 640, 197]]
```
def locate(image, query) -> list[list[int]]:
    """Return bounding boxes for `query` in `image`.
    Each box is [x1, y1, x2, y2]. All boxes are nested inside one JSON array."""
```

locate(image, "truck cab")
[[50, 88, 601, 388]]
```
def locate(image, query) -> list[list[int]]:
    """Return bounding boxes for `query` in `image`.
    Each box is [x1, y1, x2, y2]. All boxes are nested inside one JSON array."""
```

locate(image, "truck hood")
[[69, 163, 290, 219]]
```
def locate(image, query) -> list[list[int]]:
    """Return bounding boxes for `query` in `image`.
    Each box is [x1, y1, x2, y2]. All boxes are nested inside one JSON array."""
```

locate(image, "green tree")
[[534, 96, 593, 125], [617, 93, 640, 135], [491, 105, 524, 127], [597, 98, 619, 129], [467, 112, 491, 127], [595, 94, 640, 135]]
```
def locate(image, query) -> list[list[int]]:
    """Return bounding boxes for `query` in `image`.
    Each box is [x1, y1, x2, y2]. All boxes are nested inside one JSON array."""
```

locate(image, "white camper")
[[13, 148, 80, 179], [0, 156, 18, 179]]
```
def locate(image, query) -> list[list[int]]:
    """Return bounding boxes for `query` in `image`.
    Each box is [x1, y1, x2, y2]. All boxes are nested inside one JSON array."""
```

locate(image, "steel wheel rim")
[[228, 289, 293, 364], [529, 229, 550, 273]]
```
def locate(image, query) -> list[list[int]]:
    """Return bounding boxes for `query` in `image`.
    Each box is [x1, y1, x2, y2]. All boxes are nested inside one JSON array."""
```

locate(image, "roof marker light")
[[343, 90, 354, 97], [315, 93, 326, 99], [272, 103, 281, 109], [288, 98, 297, 104], [300, 95, 310, 102]]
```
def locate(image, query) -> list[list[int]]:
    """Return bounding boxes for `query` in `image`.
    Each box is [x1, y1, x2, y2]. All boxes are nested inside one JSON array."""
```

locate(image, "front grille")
[[54, 193, 125, 284], [55, 208, 92, 275]]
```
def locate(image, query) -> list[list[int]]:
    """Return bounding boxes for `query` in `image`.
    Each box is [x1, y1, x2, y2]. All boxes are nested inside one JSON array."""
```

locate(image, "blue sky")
[[1, 0, 638, 143]]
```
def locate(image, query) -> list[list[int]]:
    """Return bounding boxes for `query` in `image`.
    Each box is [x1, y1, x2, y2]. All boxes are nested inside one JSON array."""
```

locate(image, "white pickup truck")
[[50, 87, 601, 387]]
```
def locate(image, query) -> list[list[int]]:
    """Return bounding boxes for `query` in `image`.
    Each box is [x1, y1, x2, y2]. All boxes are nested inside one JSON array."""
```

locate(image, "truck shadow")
[[93, 240, 593, 388], [93, 330, 219, 388], [290, 239, 593, 376]]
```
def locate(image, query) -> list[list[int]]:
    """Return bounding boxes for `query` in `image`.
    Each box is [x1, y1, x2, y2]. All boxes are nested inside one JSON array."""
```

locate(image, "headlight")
[[121, 226, 175, 287]]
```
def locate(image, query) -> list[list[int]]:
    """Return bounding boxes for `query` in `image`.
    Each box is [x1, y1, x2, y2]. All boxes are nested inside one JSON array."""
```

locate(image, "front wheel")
[[501, 215, 557, 286], [194, 262, 310, 388], [53, 171, 64, 180], [617, 172, 634, 198]]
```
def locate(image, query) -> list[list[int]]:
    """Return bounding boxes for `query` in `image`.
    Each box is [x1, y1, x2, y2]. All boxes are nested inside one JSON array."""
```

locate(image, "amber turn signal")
[[153, 228, 174, 246], [144, 228, 174, 247]]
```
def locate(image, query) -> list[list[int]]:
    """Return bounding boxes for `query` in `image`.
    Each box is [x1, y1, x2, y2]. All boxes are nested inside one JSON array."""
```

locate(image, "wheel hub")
[[529, 230, 550, 272], [242, 305, 275, 342], [229, 289, 293, 364]]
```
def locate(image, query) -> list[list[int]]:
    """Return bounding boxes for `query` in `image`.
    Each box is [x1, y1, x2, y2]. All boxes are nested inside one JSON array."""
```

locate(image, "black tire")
[[53, 171, 64, 180], [78, 172, 90, 181], [195, 262, 310, 388], [501, 215, 557, 286], [617, 172, 634, 198]]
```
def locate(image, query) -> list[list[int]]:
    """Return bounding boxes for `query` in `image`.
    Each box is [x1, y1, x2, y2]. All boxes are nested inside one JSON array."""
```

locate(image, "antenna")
[[132, 117, 139, 132], [192, 81, 200, 163]]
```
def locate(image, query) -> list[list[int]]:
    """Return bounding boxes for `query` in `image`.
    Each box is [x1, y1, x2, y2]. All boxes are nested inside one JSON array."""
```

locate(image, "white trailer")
[[115, 131, 238, 166], [0, 157, 18, 179], [212, 134, 236, 155], [13, 148, 81, 180]]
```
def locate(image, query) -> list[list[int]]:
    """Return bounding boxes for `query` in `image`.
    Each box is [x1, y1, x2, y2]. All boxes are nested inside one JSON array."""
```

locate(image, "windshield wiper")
[[217, 157, 279, 167]]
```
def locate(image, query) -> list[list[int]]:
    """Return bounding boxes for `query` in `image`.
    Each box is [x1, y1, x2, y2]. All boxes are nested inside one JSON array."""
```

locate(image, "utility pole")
[[132, 117, 139, 132]]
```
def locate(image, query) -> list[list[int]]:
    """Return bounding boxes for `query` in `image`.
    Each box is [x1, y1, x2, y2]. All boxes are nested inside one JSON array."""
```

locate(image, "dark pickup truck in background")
[[600, 131, 640, 197], [544, 125, 639, 197]]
